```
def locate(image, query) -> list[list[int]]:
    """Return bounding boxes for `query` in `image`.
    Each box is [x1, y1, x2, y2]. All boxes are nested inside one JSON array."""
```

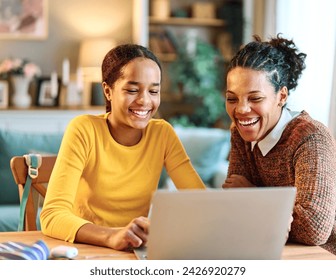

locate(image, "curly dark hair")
[[101, 44, 162, 113], [227, 34, 307, 94]]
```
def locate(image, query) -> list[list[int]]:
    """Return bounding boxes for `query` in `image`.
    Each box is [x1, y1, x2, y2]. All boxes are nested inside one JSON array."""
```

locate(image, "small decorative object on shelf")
[[0, 58, 41, 108], [36, 76, 62, 107], [191, 2, 216, 19], [151, 0, 170, 19], [0, 80, 9, 109]]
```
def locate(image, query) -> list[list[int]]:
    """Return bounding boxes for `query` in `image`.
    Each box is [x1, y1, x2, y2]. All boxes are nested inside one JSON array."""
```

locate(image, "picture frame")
[[36, 76, 61, 107], [0, 0, 48, 40], [0, 80, 9, 109]]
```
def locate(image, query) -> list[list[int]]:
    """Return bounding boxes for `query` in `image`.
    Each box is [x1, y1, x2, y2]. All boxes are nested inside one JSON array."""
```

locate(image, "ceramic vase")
[[11, 75, 32, 108]]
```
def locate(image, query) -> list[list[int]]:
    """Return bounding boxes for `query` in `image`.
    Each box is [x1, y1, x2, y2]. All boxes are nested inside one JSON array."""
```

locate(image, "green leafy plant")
[[168, 36, 226, 127]]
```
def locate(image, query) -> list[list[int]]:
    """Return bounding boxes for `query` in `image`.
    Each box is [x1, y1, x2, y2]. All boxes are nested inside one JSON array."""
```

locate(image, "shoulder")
[[65, 114, 108, 137], [146, 118, 175, 134], [287, 111, 332, 137], [68, 114, 107, 127], [285, 111, 335, 146]]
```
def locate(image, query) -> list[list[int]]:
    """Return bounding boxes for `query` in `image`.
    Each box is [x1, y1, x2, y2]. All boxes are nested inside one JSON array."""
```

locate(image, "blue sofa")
[[0, 129, 63, 231], [0, 123, 230, 231]]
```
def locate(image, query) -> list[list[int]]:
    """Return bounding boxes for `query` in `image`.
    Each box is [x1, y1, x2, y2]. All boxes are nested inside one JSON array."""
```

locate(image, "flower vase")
[[11, 75, 32, 108]]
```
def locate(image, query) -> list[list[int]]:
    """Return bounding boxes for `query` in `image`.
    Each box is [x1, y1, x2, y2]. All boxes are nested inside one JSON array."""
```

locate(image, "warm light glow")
[[79, 39, 116, 67], [78, 39, 115, 106], [55, 1, 129, 37]]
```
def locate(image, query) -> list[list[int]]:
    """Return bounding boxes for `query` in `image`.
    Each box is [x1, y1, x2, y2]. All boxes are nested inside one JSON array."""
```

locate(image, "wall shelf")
[[149, 17, 226, 27], [0, 107, 105, 132]]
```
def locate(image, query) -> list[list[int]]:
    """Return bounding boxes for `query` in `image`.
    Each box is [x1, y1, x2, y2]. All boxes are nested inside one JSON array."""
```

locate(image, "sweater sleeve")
[[40, 116, 93, 242], [163, 124, 206, 190], [289, 132, 336, 245]]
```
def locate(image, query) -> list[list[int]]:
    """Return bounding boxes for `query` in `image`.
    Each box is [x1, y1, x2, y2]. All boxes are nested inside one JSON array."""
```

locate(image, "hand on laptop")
[[110, 216, 150, 251], [222, 174, 256, 188], [286, 215, 294, 241]]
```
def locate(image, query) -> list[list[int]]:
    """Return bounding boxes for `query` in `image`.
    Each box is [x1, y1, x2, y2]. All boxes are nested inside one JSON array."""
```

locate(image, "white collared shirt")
[[251, 108, 300, 156]]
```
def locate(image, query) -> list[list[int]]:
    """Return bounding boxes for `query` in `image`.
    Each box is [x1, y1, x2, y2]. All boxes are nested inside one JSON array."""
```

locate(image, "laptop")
[[134, 187, 296, 260]]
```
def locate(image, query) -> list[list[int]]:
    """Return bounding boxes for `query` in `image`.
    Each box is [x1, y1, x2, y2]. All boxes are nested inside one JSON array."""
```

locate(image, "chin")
[[131, 120, 150, 130], [237, 131, 258, 142]]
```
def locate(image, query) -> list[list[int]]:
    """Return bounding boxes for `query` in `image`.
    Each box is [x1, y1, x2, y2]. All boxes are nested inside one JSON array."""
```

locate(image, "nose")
[[137, 90, 151, 105], [235, 100, 251, 114]]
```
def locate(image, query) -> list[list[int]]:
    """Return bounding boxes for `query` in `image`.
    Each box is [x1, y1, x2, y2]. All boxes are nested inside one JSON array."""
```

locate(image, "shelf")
[[149, 17, 226, 27], [0, 105, 105, 111], [155, 53, 177, 62]]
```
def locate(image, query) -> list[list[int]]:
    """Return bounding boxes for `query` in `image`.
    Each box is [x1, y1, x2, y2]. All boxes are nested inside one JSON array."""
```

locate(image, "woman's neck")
[[106, 119, 143, 146]]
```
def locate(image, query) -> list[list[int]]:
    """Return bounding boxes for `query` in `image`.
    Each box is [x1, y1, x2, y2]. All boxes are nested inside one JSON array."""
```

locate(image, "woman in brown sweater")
[[223, 34, 336, 254]]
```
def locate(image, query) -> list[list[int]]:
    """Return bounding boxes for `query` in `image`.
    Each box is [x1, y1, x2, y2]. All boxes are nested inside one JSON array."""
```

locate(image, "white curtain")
[[328, 42, 336, 138], [243, 0, 276, 42], [276, 0, 336, 127]]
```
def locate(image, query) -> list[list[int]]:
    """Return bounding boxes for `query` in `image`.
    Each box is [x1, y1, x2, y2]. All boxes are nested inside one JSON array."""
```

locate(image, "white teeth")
[[132, 110, 149, 116], [238, 118, 259, 126]]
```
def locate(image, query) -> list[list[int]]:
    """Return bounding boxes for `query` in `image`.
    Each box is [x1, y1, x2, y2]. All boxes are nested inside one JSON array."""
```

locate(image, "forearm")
[[75, 217, 149, 251], [75, 223, 118, 248], [290, 139, 336, 245], [169, 161, 206, 190], [290, 201, 335, 245]]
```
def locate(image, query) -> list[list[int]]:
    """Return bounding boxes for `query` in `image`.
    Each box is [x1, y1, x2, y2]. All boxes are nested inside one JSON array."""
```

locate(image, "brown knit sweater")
[[228, 111, 336, 254]]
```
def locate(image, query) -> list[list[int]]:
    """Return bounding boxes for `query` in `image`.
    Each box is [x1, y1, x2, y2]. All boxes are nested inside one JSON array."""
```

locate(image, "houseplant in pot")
[[168, 33, 227, 127]]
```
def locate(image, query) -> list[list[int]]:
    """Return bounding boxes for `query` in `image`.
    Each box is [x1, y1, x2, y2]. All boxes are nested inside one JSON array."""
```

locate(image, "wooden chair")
[[10, 155, 57, 231]]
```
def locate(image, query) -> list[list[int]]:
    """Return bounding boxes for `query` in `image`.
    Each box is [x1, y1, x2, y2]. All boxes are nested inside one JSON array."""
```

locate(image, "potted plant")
[[168, 34, 227, 127]]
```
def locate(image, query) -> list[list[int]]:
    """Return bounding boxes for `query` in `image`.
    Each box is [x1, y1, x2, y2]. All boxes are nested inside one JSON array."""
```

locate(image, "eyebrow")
[[226, 90, 261, 95], [127, 81, 160, 86]]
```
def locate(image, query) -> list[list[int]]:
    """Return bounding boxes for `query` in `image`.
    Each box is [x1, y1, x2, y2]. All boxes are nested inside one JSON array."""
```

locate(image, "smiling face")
[[103, 57, 161, 143], [225, 67, 288, 142]]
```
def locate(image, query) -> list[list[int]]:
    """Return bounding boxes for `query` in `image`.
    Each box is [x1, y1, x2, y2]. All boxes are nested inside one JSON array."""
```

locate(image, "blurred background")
[[0, 0, 335, 133]]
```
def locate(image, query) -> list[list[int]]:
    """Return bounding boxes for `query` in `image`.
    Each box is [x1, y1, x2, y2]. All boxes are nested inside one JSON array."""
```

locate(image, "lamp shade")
[[79, 39, 116, 67]]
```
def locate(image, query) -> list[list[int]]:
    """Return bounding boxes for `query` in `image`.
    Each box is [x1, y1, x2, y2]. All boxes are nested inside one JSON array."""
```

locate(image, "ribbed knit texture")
[[228, 111, 336, 254]]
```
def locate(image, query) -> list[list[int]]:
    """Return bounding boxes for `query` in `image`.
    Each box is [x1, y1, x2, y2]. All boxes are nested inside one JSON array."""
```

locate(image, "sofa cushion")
[[0, 130, 63, 204], [174, 126, 230, 183], [0, 205, 41, 231]]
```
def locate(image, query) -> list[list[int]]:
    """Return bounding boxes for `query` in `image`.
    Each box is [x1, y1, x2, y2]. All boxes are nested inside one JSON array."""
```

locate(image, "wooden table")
[[1, 231, 335, 260], [0, 231, 136, 260]]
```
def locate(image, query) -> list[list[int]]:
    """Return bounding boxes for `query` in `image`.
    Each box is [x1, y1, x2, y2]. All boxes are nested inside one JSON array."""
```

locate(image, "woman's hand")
[[222, 174, 255, 188], [75, 216, 150, 251], [109, 216, 150, 251], [285, 215, 294, 241]]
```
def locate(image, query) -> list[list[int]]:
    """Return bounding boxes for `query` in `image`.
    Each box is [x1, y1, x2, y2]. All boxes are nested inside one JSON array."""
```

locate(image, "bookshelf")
[[149, 16, 226, 27], [135, 0, 243, 126]]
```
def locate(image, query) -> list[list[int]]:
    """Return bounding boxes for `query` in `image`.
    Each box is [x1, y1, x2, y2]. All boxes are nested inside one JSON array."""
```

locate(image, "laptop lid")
[[136, 187, 296, 260]]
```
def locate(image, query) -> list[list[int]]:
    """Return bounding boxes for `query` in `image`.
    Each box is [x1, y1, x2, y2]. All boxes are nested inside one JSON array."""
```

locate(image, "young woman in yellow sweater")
[[40, 44, 206, 251], [223, 34, 336, 254]]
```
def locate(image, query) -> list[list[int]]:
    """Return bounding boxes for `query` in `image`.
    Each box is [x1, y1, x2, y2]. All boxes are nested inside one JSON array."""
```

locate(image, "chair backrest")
[[10, 155, 57, 231]]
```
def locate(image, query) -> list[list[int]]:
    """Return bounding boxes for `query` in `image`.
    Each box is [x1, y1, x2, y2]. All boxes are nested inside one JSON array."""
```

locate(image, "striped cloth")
[[0, 240, 49, 260]]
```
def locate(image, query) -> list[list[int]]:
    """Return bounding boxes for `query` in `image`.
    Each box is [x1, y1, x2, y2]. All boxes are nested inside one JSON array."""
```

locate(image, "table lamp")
[[78, 39, 116, 106]]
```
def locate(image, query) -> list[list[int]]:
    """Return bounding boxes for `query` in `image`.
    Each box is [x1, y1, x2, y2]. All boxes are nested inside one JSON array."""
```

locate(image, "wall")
[[276, 0, 336, 127], [0, 0, 133, 76]]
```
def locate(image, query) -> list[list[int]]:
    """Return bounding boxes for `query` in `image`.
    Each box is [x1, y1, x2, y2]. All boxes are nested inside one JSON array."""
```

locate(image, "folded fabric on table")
[[0, 240, 50, 260]]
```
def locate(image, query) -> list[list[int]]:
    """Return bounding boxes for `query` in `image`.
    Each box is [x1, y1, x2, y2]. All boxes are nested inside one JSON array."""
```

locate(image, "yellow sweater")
[[40, 114, 205, 242]]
